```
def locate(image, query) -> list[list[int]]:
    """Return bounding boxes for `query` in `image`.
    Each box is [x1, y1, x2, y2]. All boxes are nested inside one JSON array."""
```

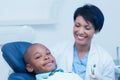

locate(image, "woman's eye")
[[85, 26, 91, 30], [75, 24, 80, 27]]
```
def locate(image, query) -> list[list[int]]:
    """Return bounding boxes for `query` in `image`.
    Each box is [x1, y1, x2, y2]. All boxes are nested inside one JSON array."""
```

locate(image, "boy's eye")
[[46, 52, 51, 55], [35, 55, 41, 59], [35, 56, 40, 59], [46, 50, 51, 55]]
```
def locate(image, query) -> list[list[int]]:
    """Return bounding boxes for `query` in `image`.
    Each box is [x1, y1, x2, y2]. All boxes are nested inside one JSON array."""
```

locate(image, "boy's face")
[[26, 44, 56, 74]]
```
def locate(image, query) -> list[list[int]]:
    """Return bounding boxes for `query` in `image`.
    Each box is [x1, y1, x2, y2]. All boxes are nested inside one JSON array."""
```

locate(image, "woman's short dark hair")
[[74, 4, 104, 32]]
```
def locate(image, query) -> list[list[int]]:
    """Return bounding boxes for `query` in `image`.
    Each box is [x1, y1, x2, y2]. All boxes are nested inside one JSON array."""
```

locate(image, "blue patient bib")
[[36, 69, 64, 80]]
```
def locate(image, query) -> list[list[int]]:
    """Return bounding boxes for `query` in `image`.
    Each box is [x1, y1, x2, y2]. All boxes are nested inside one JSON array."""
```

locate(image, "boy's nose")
[[44, 55, 49, 60]]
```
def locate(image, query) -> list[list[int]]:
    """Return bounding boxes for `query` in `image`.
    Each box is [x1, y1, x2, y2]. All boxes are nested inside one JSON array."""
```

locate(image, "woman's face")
[[73, 16, 96, 46]]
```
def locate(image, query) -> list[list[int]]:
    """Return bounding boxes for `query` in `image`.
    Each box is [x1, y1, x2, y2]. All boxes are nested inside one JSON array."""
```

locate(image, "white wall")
[[33, 0, 120, 60], [0, 0, 120, 80], [0, 0, 54, 22], [0, 0, 120, 58]]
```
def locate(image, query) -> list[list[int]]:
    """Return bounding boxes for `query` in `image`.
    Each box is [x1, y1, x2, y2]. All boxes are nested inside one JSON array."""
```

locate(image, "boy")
[[24, 43, 83, 80]]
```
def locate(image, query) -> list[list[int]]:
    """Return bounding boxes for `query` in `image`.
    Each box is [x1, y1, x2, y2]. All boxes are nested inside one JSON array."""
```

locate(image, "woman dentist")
[[51, 4, 115, 80]]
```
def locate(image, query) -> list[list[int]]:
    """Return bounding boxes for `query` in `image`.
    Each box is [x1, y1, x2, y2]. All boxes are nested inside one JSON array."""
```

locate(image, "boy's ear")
[[26, 64, 34, 73]]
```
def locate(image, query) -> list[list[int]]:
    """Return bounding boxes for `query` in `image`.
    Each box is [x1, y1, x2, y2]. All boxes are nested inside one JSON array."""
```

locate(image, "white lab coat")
[[50, 40, 115, 80]]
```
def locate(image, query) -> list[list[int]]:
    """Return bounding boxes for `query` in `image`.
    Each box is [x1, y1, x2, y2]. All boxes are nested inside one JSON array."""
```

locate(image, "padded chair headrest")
[[1, 41, 32, 73], [8, 73, 35, 80]]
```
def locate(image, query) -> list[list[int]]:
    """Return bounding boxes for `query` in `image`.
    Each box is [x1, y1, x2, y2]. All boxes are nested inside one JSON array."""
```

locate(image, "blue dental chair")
[[1, 41, 36, 80]]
